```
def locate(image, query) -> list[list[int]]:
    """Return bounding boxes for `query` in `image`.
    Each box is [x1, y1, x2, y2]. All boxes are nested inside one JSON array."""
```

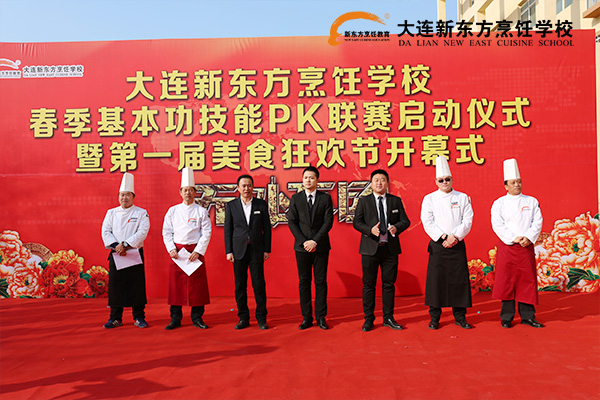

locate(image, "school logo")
[[0, 58, 22, 79], [328, 11, 389, 46]]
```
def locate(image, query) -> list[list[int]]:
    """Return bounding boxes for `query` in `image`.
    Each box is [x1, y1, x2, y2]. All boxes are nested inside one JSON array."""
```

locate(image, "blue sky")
[[0, 0, 456, 42]]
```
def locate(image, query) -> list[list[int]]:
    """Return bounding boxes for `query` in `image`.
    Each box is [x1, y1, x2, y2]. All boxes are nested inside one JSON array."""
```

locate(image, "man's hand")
[[189, 251, 201, 262], [169, 249, 179, 259], [303, 240, 317, 253], [264, 252, 270, 261], [115, 243, 127, 256], [371, 222, 381, 237], [226, 253, 234, 263], [443, 234, 459, 248], [387, 224, 397, 236], [519, 237, 532, 247]]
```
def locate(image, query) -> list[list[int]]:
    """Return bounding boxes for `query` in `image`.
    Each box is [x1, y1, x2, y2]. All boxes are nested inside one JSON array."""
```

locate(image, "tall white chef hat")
[[435, 156, 452, 178], [503, 158, 521, 181], [180, 167, 195, 188], [119, 172, 135, 194]]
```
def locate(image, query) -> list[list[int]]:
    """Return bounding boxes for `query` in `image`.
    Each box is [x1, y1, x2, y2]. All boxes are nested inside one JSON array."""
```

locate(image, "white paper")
[[113, 248, 143, 270], [172, 248, 203, 276]]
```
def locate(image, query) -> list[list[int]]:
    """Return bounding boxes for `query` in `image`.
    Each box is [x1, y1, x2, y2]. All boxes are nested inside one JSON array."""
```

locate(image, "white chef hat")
[[435, 156, 452, 178], [503, 158, 521, 181], [119, 172, 135, 194], [180, 167, 195, 188]]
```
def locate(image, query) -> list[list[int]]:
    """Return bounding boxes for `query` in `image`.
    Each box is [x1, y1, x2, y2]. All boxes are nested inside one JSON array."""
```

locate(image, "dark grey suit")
[[224, 197, 271, 322], [353, 193, 410, 321], [287, 190, 333, 321]]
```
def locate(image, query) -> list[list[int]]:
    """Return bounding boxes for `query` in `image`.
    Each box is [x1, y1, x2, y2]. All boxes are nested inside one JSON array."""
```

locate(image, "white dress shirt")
[[374, 193, 388, 242], [305, 188, 317, 205], [241, 197, 252, 225]]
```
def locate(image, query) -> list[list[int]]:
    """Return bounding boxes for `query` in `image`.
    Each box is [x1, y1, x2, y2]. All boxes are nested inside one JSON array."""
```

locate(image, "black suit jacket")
[[353, 193, 410, 256], [224, 197, 272, 260], [287, 190, 334, 253]]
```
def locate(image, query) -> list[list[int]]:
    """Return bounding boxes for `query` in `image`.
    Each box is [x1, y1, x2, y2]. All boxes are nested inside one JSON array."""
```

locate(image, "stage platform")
[[1, 292, 599, 400]]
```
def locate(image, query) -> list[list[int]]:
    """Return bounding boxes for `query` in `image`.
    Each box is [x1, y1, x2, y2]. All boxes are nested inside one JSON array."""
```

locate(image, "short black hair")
[[237, 174, 254, 185], [370, 169, 389, 181], [303, 166, 319, 179], [504, 180, 507, 185]]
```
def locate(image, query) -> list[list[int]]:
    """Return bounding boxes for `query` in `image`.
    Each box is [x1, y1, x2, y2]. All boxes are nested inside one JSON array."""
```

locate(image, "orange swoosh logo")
[[329, 11, 386, 46], [0, 58, 20, 69]]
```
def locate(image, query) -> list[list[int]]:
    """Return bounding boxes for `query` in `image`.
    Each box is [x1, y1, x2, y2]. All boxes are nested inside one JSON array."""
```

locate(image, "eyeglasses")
[[437, 177, 452, 183]]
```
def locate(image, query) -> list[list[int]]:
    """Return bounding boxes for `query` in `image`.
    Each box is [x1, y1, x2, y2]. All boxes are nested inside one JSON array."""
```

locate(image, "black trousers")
[[110, 306, 145, 321], [501, 300, 535, 321], [170, 305, 205, 322], [429, 306, 467, 322], [234, 245, 267, 322], [362, 244, 398, 321], [295, 251, 329, 321]]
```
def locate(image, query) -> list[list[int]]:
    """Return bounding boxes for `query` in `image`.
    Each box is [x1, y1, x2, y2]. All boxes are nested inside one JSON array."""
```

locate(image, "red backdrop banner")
[[0, 32, 597, 299]]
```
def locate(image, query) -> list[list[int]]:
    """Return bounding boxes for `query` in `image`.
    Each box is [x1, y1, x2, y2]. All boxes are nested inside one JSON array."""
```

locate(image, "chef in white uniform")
[[101, 172, 150, 329], [162, 167, 212, 330], [491, 158, 544, 328], [421, 156, 474, 330]]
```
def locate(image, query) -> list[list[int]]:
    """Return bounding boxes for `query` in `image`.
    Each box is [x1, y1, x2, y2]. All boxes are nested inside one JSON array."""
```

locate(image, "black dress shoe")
[[317, 318, 329, 330], [165, 320, 181, 330], [258, 321, 269, 330], [455, 320, 472, 329], [298, 319, 313, 330], [428, 321, 439, 330], [501, 320, 512, 328], [234, 319, 250, 330], [521, 319, 544, 328], [361, 320, 374, 332], [193, 319, 208, 329], [383, 317, 404, 330]]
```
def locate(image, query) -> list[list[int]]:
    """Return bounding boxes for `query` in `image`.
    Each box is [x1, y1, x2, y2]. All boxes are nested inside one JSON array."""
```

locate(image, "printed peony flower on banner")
[[84, 266, 109, 298], [1, 230, 46, 298], [7, 262, 45, 298], [536, 212, 599, 293], [536, 252, 569, 292], [42, 250, 89, 298], [469, 259, 494, 294], [469, 247, 495, 294]]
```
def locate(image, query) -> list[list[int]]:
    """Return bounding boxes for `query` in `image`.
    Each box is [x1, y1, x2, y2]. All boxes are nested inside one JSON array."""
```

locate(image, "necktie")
[[308, 194, 314, 219], [378, 196, 386, 236]]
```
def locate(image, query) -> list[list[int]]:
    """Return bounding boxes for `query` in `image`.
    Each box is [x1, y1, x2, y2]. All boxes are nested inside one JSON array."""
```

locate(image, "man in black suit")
[[224, 174, 272, 330], [287, 166, 334, 330], [353, 169, 411, 332]]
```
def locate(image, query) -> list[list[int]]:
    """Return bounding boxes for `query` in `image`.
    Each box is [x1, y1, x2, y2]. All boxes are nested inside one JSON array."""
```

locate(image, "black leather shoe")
[[234, 319, 250, 330], [317, 318, 329, 330], [361, 320, 374, 332], [165, 320, 181, 330], [521, 319, 544, 328], [501, 320, 512, 328], [258, 321, 269, 330], [193, 319, 208, 329], [455, 320, 472, 329], [383, 317, 404, 330], [298, 319, 313, 330], [428, 321, 439, 330]]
